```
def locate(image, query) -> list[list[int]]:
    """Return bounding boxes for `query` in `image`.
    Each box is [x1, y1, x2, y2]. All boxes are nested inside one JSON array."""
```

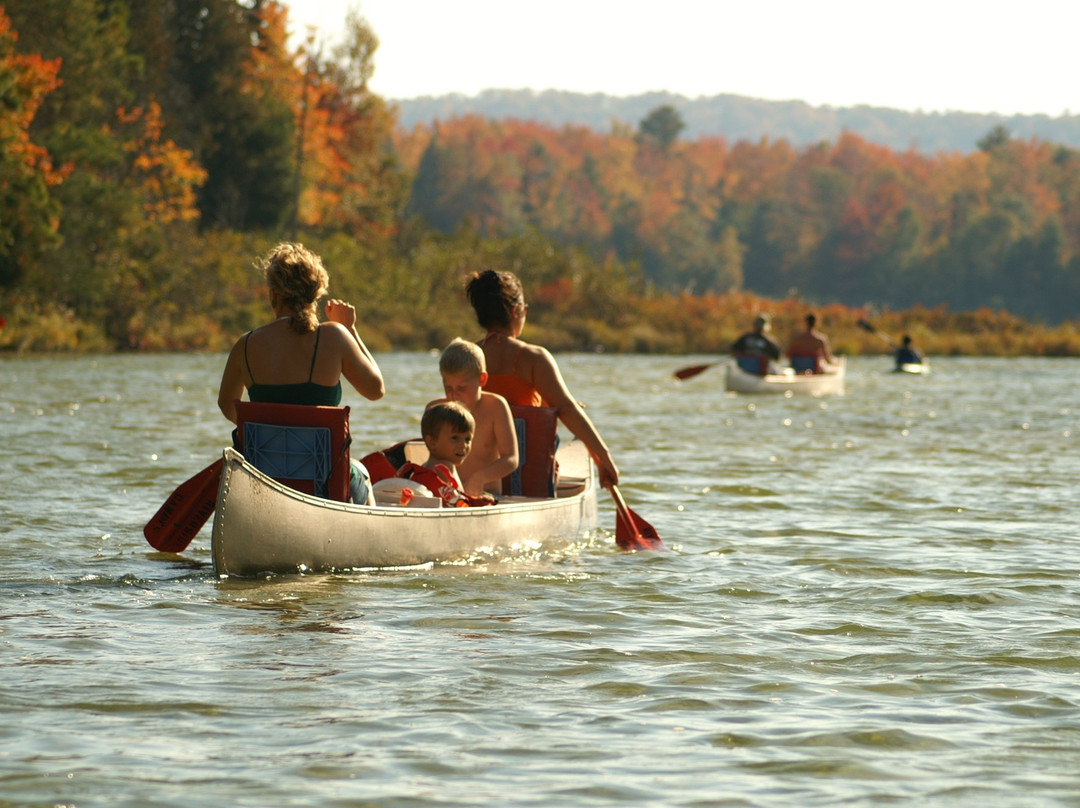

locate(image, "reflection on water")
[[0, 353, 1078, 806]]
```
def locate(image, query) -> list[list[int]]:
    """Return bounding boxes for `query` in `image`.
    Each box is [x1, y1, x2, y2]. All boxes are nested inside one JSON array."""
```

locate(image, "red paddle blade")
[[673, 363, 714, 381], [615, 506, 664, 551], [143, 459, 223, 552], [609, 485, 664, 552]]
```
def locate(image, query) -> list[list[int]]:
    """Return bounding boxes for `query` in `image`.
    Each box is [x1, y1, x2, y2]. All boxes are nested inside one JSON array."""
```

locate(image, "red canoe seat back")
[[234, 401, 351, 502]]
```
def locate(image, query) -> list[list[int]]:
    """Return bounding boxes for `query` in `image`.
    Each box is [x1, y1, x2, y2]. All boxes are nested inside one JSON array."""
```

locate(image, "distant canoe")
[[894, 361, 930, 375], [724, 357, 845, 395]]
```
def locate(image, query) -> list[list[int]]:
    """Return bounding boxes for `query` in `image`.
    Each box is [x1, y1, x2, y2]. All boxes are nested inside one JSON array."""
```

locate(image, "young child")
[[398, 401, 496, 507], [428, 338, 519, 496]]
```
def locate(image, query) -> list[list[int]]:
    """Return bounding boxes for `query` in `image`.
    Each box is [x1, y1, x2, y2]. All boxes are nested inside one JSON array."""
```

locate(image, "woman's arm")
[[528, 346, 620, 488], [217, 338, 246, 424], [326, 299, 385, 401]]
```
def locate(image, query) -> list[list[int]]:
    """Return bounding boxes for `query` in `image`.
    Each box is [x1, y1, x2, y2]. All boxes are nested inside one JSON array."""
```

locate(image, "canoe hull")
[[724, 357, 845, 395], [895, 362, 930, 375], [211, 442, 598, 577]]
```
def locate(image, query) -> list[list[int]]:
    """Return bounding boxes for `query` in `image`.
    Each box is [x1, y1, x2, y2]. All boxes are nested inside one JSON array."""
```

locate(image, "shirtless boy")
[[429, 338, 519, 496]]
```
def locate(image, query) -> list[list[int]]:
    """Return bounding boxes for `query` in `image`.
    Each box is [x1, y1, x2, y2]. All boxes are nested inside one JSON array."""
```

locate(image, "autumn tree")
[[0, 9, 64, 287], [294, 8, 407, 240], [4, 0, 205, 344]]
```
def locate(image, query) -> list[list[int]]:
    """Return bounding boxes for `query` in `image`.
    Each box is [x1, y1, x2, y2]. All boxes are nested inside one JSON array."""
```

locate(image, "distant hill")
[[391, 89, 1080, 154]]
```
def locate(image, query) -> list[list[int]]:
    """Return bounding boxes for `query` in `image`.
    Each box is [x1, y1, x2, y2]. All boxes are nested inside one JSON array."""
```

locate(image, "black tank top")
[[244, 326, 342, 406]]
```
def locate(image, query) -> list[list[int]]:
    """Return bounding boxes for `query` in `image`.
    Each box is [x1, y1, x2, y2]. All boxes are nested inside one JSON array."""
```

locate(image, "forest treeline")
[[0, 1, 1077, 356], [399, 115, 1080, 324]]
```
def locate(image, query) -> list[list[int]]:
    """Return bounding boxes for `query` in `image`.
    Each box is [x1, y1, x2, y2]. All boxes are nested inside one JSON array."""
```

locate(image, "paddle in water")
[[673, 362, 719, 381], [608, 485, 664, 551], [143, 458, 223, 552]]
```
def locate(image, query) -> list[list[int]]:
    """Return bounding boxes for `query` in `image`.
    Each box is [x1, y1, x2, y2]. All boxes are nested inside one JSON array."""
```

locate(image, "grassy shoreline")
[[2, 294, 1077, 357]]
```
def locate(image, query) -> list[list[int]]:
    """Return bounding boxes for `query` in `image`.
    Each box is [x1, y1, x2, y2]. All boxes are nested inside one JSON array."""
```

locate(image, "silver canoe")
[[895, 361, 930, 375], [211, 440, 598, 577], [724, 357, 846, 395]]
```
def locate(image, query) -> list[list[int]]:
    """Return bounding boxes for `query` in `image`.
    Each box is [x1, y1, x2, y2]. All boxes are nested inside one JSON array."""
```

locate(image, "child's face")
[[425, 423, 473, 467], [442, 372, 484, 406]]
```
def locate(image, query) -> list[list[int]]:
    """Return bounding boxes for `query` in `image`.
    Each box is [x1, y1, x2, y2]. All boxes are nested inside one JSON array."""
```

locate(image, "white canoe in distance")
[[895, 361, 930, 375], [211, 440, 598, 577], [724, 357, 846, 396]]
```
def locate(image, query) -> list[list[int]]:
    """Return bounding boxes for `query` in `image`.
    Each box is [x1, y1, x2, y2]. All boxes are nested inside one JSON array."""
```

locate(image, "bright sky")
[[285, 0, 1077, 117]]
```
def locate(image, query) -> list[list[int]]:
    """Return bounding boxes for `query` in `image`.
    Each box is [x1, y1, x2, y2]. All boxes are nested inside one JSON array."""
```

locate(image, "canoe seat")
[[789, 354, 821, 374], [359, 439, 425, 485], [234, 401, 351, 502], [734, 353, 768, 376], [503, 404, 559, 498]]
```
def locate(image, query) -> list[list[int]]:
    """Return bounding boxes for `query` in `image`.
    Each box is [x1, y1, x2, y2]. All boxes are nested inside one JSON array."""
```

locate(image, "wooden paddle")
[[608, 485, 664, 551], [143, 459, 223, 552], [673, 362, 719, 381]]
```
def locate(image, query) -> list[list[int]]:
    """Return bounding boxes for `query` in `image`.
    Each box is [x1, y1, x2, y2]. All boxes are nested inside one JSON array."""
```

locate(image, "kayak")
[[724, 357, 846, 395], [894, 362, 930, 375], [211, 439, 598, 577]]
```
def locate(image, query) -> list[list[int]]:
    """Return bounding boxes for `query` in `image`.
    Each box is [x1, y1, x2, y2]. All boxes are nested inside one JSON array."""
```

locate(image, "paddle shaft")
[[609, 485, 637, 537], [857, 319, 898, 349]]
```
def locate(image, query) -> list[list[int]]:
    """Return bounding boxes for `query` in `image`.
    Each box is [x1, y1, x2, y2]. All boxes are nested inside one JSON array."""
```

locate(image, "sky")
[[285, 0, 1077, 117]]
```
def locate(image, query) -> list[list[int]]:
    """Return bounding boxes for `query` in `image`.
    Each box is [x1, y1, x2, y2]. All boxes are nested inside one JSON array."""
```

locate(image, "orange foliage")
[[115, 102, 206, 222], [0, 12, 66, 185]]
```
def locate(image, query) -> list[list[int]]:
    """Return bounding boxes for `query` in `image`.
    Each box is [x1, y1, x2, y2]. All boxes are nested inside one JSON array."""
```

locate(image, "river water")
[[1, 353, 1078, 807]]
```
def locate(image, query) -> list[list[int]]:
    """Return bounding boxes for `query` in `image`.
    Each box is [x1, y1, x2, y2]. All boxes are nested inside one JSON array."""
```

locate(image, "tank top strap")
[[243, 331, 256, 384], [308, 326, 322, 382]]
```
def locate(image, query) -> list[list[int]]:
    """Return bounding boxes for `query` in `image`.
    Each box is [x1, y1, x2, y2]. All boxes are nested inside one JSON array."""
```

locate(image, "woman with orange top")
[[465, 269, 619, 489]]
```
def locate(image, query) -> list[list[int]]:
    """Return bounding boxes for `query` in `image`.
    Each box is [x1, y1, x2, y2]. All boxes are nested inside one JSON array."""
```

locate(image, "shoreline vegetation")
[[1, 3, 1078, 359], [1, 228, 1077, 358]]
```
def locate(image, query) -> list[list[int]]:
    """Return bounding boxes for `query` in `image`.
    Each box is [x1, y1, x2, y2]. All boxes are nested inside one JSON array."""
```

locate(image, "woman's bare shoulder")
[[518, 340, 554, 363], [320, 321, 351, 336], [319, 321, 355, 347]]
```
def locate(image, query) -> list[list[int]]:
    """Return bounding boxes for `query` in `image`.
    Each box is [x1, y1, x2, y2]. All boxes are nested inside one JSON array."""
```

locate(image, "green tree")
[[977, 124, 1011, 153], [134, 0, 294, 229], [637, 105, 685, 151]]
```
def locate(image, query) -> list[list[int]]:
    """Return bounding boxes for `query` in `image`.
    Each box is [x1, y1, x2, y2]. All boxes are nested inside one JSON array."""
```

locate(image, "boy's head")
[[421, 401, 475, 467], [439, 338, 488, 405]]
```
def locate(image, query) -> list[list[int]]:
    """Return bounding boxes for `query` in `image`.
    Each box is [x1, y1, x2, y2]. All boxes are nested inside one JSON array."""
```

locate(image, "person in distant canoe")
[[217, 242, 385, 503], [786, 313, 836, 373], [465, 269, 619, 490], [894, 335, 923, 369], [731, 314, 781, 375]]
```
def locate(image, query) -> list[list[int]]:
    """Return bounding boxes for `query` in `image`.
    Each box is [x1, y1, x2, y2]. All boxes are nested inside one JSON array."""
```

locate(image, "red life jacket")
[[397, 462, 496, 507]]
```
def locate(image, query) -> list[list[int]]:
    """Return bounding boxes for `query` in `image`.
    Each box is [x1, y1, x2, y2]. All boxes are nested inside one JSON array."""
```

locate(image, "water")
[[1, 353, 1078, 807]]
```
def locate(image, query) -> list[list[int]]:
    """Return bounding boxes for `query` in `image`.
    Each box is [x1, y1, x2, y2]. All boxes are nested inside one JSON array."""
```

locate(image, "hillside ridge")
[[392, 88, 1080, 153]]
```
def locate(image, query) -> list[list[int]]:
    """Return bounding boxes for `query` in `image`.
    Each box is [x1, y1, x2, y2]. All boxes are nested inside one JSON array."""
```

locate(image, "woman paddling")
[[217, 242, 385, 501], [465, 269, 620, 490]]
